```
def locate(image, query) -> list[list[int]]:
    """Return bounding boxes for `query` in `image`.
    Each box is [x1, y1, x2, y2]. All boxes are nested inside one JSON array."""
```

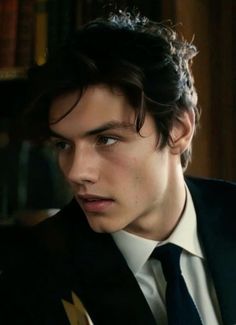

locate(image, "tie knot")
[[151, 243, 182, 281]]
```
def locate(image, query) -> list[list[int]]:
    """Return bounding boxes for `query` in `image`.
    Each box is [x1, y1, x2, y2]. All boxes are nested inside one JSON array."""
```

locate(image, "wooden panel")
[[161, 0, 236, 181]]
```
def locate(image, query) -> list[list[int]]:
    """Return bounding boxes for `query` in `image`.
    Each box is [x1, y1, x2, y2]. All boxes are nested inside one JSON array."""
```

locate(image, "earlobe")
[[169, 109, 195, 155]]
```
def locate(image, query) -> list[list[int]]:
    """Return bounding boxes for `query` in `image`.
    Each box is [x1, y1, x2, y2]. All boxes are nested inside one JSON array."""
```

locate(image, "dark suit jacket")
[[0, 177, 236, 325]]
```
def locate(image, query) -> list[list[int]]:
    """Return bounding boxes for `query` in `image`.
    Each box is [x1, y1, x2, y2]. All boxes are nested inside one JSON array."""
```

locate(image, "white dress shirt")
[[112, 186, 223, 325]]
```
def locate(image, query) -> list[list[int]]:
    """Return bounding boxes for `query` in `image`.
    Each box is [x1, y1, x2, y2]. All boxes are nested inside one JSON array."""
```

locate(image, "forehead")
[[49, 85, 136, 136]]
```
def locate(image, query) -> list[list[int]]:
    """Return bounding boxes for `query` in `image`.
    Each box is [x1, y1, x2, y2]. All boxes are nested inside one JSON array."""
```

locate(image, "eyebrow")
[[49, 121, 135, 139]]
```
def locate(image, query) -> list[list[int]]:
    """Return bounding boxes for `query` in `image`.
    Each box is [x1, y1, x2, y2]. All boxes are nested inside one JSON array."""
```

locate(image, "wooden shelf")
[[0, 67, 27, 81]]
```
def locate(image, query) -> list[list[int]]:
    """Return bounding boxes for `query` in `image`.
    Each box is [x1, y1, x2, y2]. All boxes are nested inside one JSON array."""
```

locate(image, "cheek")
[[57, 154, 71, 179], [131, 153, 166, 199], [113, 156, 140, 176], [58, 155, 66, 173], [114, 156, 148, 192], [103, 155, 140, 192]]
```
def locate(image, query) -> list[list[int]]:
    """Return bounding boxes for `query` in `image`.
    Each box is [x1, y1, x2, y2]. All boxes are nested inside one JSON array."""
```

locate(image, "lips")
[[77, 194, 114, 213]]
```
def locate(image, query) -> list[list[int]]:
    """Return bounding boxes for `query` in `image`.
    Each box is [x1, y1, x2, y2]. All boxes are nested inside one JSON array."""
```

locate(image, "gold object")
[[62, 291, 93, 325]]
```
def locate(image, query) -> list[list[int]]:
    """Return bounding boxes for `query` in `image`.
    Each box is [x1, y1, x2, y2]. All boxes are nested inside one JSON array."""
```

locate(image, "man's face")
[[49, 85, 181, 238]]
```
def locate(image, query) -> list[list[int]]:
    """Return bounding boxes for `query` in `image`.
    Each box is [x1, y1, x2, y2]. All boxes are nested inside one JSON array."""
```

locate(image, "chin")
[[87, 217, 123, 234]]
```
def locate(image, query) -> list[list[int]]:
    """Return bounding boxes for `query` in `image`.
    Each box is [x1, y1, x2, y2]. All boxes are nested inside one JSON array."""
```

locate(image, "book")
[[75, 0, 83, 28], [0, 67, 26, 80], [58, 0, 75, 45], [16, 0, 34, 67], [0, 0, 19, 68], [34, 0, 48, 65], [47, 0, 75, 57], [47, 0, 59, 57]]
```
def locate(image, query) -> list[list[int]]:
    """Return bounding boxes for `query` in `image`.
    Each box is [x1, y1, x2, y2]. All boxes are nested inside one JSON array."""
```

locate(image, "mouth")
[[76, 194, 114, 213]]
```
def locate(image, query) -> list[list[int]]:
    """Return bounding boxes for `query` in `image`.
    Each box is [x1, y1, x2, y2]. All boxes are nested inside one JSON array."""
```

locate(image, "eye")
[[96, 135, 118, 146], [50, 139, 71, 151]]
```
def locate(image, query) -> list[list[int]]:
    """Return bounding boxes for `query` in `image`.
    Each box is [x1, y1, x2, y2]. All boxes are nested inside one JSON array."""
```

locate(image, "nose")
[[65, 146, 99, 185]]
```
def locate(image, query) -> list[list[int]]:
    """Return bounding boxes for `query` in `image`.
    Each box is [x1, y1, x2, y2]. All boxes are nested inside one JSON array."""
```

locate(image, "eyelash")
[[50, 135, 119, 152], [51, 140, 71, 151], [96, 135, 119, 147]]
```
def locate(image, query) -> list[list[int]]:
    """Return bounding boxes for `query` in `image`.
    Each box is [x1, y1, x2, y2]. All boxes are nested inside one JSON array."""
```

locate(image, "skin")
[[49, 85, 194, 240]]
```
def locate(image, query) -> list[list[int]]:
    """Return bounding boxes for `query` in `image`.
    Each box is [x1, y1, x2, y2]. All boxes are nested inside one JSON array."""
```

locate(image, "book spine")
[[58, 0, 75, 45], [47, 0, 59, 57], [75, 0, 84, 28], [47, 0, 75, 57], [0, 0, 19, 68], [34, 0, 48, 65], [0, 3, 3, 28], [16, 0, 34, 67]]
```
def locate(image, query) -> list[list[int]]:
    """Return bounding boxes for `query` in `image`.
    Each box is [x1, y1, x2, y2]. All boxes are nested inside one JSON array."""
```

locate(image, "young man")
[[1, 12, 236, 325]]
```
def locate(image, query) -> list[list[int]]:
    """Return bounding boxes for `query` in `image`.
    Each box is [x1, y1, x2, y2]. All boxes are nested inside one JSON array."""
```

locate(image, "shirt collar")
[[112, 228, 157, 274], [112, 184, 204, 275], [160, 185, 204, 259]]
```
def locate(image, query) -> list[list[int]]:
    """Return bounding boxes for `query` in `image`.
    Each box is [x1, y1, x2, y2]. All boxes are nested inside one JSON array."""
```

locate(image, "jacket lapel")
[[186, 177, 236, 325]]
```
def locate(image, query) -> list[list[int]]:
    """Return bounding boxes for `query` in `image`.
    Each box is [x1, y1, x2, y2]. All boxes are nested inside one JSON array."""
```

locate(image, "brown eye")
[[53, 140, 71, 151], [97, 136, 118, 146]]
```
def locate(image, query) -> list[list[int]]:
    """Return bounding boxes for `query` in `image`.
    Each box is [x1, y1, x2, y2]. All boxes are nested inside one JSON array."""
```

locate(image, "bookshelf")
[[0, 67, 27, 81], [0, 0, 77, 80], [0, 0, 78, 223]]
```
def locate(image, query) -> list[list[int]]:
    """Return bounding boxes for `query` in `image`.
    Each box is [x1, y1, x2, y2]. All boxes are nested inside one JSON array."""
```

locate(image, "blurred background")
[[0, 0, 235, 225]]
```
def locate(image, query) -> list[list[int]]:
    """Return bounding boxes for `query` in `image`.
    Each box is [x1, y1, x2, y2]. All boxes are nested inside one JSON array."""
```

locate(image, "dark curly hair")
[[26, 11, 199, 169]]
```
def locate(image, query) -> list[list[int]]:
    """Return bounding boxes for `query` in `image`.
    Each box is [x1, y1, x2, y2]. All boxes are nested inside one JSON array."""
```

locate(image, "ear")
[[169, 109, 195, 155]]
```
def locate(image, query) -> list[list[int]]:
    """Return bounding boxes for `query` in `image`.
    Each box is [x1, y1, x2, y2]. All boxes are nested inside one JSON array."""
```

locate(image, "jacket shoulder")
[[185, 176, 236, 199]]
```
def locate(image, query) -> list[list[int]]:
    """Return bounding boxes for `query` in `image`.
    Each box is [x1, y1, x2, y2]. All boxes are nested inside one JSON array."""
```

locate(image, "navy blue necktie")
[[151, 243, 202, 325]]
